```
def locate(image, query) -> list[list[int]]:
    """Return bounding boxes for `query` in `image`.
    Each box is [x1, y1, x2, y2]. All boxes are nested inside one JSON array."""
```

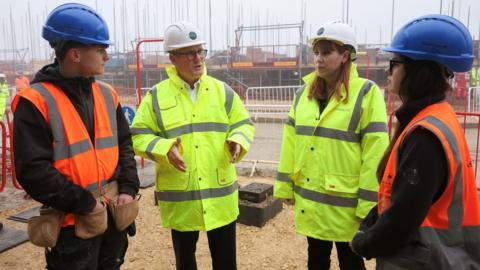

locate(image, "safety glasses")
[[388, 59, 405, 75], [171, 49, 208, 60]]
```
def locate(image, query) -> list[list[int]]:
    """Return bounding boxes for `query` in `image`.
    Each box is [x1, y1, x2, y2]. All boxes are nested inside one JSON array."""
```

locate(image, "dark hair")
[[376, 56, 452, 180], [308, 41, 352, 102], [50, 41, 87, 61]]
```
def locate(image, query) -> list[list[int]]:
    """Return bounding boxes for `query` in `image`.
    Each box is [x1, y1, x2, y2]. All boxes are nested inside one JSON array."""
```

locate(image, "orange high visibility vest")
[[378, 102, 480, 269], [13, 81, 119, 226]]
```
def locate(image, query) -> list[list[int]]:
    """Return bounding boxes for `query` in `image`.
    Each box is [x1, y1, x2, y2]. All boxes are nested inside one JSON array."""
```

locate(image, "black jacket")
[[351, 94, 448, 259], [13, 62, 139, 215]]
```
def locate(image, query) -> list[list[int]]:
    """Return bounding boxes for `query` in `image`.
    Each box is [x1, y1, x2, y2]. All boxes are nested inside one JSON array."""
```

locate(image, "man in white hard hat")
[[131, 21, 255, 270], [0, 73, 9, 119]]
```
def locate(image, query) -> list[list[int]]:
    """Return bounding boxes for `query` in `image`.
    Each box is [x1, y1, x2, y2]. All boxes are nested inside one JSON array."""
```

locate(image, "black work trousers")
[[45, 211, 129, 270], [307, 237, 366, 270], [171, 221, 236, 270]]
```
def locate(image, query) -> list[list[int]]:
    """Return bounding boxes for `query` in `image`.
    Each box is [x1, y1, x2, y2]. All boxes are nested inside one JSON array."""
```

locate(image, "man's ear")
[[66, 48, 81, 63], [169, 54, 176, 64]]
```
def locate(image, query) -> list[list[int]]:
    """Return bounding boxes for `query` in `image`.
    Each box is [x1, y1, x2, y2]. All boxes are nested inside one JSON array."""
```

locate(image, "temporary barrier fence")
[[0, 109, 21, 192]]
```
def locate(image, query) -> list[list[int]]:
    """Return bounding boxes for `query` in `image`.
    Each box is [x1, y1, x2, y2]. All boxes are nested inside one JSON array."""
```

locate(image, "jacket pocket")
[[324, 174, 359, 194], [158, 96, 187, 132], [157, 170, 190, 191], [216, 147, 236, 186], [159, 96, 178, 110], [217, 167, 235, 186]]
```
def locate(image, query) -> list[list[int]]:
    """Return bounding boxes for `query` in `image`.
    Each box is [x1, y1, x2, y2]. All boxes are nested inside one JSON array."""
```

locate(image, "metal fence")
[[244, 85, 298, 123], [467, 87, 480, 112]]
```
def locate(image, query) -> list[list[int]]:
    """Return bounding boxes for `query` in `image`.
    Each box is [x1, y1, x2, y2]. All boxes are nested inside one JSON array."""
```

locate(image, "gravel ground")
[[0, 163, 375, 270]]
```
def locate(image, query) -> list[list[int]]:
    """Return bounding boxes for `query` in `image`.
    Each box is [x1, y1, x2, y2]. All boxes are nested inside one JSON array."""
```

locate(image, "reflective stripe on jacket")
[[12, 81, 119, 226], [131, 65, 255, 231], [274, 64, 389, 241], [377, 102, 480, 269]]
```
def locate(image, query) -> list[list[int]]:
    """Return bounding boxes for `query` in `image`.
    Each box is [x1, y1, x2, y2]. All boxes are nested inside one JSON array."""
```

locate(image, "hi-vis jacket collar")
[[165, 64, 208, 89]]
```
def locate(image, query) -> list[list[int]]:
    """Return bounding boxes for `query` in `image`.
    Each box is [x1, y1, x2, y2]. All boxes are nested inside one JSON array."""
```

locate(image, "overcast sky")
[[0, 0, 479, 61]]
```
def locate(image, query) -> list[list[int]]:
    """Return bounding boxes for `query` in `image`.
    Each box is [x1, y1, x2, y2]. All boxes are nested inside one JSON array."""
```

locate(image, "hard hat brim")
[[166, 40, 206, 52], [382, 46, 474, 73]]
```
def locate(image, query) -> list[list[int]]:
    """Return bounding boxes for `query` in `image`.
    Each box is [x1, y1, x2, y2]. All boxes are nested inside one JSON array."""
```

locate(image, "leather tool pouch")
[[108, 195, 140, 231], [74, 204, 108, 239], [27, 207, 64, 248]]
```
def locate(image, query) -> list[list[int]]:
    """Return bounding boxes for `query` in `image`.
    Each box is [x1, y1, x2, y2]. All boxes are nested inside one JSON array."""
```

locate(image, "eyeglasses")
[[171, 49, 208, 60], [388, 59, 405, 75]]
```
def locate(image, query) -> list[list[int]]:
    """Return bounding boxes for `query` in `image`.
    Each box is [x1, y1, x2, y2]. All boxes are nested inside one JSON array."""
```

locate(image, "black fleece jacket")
[[351, 94, 448, 259], [13, 62, 139, 214]]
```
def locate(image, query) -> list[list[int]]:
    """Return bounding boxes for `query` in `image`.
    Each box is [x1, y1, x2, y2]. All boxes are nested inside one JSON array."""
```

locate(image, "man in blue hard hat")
[[12, 3, 140, 269]]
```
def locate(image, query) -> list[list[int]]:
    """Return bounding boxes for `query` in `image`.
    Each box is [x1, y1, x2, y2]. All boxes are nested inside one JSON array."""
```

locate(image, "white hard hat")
[[308, 21, 358, 59], [163, 21, 206, 52]]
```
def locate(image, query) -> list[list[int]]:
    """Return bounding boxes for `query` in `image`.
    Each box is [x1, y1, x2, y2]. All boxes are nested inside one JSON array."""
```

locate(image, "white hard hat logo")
[[189, 32, 197, 40], [317, 28, 324, 36]]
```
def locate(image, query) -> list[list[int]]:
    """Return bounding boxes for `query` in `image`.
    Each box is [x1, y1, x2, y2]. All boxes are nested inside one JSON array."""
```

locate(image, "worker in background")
[[12, 3, 140, 269], [15, 70, 30, 92], [274, 21, 389, 270], [350, 15, 480, 269], [471, 66, 480, 87], [131, 21, 255, 270], [0, 73, 9, 120]]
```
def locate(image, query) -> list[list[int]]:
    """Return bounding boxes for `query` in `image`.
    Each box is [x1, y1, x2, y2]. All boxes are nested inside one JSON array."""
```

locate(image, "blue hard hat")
[[383, 14, 473, 72], [42, 3, 113, 46]]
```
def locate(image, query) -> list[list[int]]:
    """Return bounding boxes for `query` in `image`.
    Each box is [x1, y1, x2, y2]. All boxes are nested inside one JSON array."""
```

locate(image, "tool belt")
[[27, 181, 139, 247]]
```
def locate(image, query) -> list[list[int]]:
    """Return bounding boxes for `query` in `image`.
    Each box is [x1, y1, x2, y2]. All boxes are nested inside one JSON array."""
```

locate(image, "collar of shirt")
[[179, 78, 201, 104], [180, 78, 201, 92]]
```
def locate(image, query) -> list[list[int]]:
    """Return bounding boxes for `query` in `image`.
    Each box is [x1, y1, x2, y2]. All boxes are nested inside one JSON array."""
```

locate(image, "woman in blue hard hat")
[[350, 14, 480, 269], [12, 3, 140, 269], [274, 20, 389, 270]]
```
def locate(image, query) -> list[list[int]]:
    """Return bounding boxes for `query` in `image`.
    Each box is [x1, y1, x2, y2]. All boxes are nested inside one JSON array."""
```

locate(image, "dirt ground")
[[0, 175, 376, 270]]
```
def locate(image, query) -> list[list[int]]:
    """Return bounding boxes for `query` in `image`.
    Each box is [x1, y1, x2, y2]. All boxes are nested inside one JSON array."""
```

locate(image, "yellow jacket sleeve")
[[274, 94, 297, 199], [226, 90, 255, 162], [356, 82, 389, 219], [131, 91, 178, 165]]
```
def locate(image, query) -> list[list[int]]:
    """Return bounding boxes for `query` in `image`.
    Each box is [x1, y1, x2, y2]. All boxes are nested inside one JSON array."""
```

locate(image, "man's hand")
[[117, 193, 134, 206], [284, 198, 295, 205], [167, 137, 187, 172], [226, 140, 241, 163], [91, 198, 105, 213]]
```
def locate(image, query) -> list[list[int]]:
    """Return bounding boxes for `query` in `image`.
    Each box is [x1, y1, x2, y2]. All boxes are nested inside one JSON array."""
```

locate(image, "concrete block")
[[238, 196, 282, 227], [239, 182, 273, 203]]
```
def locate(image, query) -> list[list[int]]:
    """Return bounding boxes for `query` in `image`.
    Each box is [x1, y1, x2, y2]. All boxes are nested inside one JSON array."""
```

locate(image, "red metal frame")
[[0, 110, 21, 192], [1, 120, 6, 192], [135, 38, 164, 168]]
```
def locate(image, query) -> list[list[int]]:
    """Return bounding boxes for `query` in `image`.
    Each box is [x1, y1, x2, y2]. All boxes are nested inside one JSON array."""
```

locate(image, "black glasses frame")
[[171, 49, 208, 60], [388, 59, 405, 75]]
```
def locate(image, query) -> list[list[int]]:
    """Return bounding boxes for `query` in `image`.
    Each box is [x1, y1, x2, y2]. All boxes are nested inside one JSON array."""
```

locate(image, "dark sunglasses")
[[388, 59, 405, 75]]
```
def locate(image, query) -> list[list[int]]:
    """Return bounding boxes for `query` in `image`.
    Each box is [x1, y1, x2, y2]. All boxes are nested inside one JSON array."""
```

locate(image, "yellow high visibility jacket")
[[131, 65, 255, 231], [471, 67, 480, 87], [0, 82, 9, 119], [274, 64, 389, 241]]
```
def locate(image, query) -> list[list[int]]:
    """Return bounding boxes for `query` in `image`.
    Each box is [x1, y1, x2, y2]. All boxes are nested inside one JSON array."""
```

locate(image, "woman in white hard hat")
[[350, 14, 480, 270], [273, 21, 389, 269]]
